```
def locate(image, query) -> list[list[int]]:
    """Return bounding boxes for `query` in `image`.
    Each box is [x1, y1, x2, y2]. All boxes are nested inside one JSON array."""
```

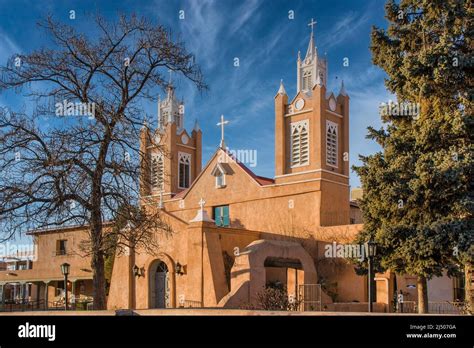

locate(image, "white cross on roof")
[[216, 114, 229, 148], [198, 198, 206, 210]]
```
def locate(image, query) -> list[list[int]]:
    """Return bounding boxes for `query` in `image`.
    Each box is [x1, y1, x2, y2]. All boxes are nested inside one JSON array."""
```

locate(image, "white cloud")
[[0, 30, 21, 65], [317, 10, 371, 51], [181, 0, 227, 71], [228, 0, 262, 36]]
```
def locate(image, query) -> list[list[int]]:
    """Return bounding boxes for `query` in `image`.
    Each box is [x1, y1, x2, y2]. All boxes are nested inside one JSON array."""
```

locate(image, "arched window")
[[291, 120, 309, 167], [326, 121, 338, 167], [151, 154, 164, 190], [211, 164, 227, 188], [178, 152, 191, 189], [158, 110, 165, 128], [216, 172, 225, 188], [302, 70, 312, 91], [175, 113, 182, 129]]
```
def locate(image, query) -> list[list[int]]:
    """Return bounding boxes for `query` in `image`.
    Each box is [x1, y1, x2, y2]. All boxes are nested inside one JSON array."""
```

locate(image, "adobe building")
[[0, 225, 97, 309], [0, 23, 465, 313], [105, 24, 463, 311]]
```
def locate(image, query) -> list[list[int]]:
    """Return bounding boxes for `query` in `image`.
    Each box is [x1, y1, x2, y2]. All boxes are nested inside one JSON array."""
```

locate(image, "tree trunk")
[[92, 250, 106, 310], [90, 218, 107, 310], [465, 263, 472, 312], [417, 275, 429, 314]]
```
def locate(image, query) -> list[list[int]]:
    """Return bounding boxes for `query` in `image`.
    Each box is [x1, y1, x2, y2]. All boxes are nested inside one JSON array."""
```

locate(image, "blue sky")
[[0, 0, 392, 189]]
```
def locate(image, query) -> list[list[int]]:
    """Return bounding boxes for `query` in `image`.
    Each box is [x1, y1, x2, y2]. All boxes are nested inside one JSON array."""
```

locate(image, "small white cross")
[[198, 198, 206, 210], [308, 18, 317, 33], [216, 114, 229, 148]]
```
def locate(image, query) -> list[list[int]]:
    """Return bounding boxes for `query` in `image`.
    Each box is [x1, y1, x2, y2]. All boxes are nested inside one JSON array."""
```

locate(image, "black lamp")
[[133, 265, 144, 277], [60, 263, 70, 311], [366, 240, 377, 258], [365, 240, 377, 312], [175, 262, 185, 276]]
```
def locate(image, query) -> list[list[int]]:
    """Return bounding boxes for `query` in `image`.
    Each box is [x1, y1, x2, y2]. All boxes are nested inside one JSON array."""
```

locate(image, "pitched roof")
[[171, 147, 274, 200], [233, 158, 274, 186], [27, 221, 114, 235]]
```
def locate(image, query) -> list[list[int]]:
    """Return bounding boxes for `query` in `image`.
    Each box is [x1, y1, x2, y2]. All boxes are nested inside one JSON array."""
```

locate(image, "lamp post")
[[365, 240, 377, 313], [175, 262, 185, 276], [60, 263, 70, 311]]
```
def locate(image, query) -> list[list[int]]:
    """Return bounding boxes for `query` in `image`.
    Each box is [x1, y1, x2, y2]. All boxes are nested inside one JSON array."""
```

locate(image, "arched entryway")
[[264, 257, 304, 299], [218, 239, 318, 308], [149, 260, 170, 308]]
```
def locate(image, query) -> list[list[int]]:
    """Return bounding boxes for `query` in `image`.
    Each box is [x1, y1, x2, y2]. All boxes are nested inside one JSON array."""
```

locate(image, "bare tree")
[[0, 14, 206, 309]]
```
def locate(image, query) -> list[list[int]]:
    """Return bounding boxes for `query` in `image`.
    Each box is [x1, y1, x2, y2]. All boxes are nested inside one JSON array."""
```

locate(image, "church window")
[[161, 110, 169, 125], [178, 152, 191, 188], [326, 121, 338, 167], [213, 205, 230, 227], [302, 69, 312, 91], [151, 154, 164, 190], [290, 120, 309, 167], [211, 163, 227, 188], [159, 112, 165, 128], [216, 172, 225, 188], [175, 113, 183, 129]]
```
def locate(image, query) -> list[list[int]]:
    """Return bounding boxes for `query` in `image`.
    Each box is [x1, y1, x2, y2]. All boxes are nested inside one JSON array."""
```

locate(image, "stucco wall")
[[0, 227, 94, 283]]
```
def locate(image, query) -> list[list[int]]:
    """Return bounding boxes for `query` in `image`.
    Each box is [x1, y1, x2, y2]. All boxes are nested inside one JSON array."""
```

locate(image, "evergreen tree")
[[354, 0, 473, 313]]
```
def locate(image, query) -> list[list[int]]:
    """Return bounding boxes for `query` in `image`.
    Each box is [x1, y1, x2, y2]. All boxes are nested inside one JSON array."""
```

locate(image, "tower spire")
[[277, 79, 287, 95], [168, 68, 173, 85], [298, 17, 327, 92], [193, 118, 201, 132], [142, 115, 148, 129], [166, 68, 175, 101], [305, 18, 317, 59], [157, 94, 162, 128], [339, 79, 347, 96]]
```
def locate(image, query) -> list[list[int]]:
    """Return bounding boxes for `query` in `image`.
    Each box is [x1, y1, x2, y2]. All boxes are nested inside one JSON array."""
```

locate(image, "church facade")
[[107, 26, 369, 310], [0, 24, 460, 313], [105, 25, 461, 312]]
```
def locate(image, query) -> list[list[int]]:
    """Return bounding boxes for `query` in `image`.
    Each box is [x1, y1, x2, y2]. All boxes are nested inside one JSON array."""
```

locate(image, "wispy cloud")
[[317, 10, 371, 50], [181, 0, 227, 71], [0, 30, 21, 64], [340, 65, 393, 187], [228, 0, 263, 36]]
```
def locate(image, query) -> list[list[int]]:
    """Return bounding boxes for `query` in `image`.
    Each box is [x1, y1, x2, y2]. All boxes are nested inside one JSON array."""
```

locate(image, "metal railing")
[[398, 301, 465, 314], [0, 298, 94, 312], [429, 301, 465, 314], [298, 284, 322, 311], [0, 299, 50, 312]]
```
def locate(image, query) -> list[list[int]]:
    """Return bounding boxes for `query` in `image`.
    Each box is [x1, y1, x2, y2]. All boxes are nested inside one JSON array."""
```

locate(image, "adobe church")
[[0, 22, 461, 313], [106, 24, 367, 310], [104, 23, 457, 311]]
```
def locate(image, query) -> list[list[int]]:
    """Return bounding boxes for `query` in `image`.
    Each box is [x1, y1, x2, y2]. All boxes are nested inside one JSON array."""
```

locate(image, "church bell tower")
[[140, 81, 202, 202], [274, 19, 350, 226]]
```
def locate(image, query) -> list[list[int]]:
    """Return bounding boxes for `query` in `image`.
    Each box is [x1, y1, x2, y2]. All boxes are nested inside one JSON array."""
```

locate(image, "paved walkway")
[[0, 308, 463, 316]]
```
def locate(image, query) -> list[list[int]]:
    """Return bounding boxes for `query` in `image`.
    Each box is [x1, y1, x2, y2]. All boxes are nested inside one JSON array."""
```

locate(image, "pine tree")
[[354, 0, 473, 313]]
